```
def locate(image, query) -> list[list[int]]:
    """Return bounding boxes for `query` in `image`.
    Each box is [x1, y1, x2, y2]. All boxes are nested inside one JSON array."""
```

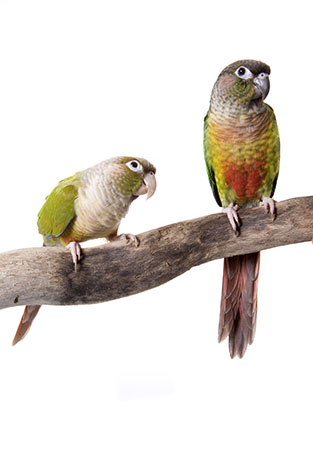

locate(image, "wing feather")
[[37, 174, 80, 240], [203, 112, 222, 207]]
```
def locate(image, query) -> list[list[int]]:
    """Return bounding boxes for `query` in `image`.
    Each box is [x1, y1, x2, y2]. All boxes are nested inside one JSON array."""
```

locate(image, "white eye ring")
[[125, 160, 143, 173], [235, 66, 254, 80]]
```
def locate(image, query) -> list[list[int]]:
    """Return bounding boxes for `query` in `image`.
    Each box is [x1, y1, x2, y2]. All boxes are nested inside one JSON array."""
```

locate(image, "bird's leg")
[[111, 233, 139, 247], [66, 241, 81, 271], [222, 202, 240, 236], [260, 196, 276, 220]]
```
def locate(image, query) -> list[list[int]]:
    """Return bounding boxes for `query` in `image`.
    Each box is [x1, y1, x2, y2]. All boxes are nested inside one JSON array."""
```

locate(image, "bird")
[[203, 60, 280, 358], [12, 156, 157, 345]]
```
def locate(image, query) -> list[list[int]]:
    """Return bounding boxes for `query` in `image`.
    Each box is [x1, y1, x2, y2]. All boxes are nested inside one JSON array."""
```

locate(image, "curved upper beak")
[[253, 73, 270, 100], [133, 171, 157, 199], [144, 171, 157, 199]]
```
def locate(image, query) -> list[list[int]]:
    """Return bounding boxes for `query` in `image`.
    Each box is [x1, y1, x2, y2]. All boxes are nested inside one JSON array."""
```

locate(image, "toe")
[[67, 241, 81, 270]]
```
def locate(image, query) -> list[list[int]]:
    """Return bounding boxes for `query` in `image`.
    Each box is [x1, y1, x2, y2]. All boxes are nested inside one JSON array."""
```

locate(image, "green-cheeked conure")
[[203, 60, 280, 358], [12, 156, 157, 345]]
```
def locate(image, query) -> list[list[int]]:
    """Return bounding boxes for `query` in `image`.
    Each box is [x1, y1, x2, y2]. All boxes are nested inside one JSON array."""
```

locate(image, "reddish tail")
[[12, 305, 41, 346], [218, 253, 260, 358]]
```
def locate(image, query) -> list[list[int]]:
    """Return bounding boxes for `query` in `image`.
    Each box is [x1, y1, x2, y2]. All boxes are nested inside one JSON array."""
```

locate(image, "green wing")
[[270, 173, 279, 198], [267, 105, 280, 198], [37, 173, 80, 240], [203, 112, 222, 207]]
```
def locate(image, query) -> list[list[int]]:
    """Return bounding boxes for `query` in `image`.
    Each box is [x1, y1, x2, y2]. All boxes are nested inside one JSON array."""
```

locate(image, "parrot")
[[12, 156, 157, 346], [203, 60, 280, 358]]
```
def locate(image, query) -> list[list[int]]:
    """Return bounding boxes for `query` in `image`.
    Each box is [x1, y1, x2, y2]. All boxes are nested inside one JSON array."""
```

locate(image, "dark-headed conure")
[[12, 156, 157, 345], [204, 60, 280, 358]]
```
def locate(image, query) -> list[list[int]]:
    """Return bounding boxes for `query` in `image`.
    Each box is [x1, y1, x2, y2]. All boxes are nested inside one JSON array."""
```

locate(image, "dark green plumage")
[[204, 154, 222, 207]]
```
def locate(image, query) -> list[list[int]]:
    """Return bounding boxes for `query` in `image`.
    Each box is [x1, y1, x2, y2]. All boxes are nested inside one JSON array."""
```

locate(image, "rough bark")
[[0, 196, 312, 310]]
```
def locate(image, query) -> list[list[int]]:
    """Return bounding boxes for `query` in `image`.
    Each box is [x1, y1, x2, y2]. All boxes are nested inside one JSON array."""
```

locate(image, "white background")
[[0, 1, 312, 469]]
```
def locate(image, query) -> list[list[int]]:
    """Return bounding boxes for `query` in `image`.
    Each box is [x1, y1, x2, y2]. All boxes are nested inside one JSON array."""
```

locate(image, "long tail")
[[218, 252, 260, 358], [12, 305, 41, 346]]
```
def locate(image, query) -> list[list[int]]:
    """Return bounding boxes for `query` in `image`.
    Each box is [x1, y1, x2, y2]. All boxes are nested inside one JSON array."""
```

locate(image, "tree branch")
[[1, 196, 312, 310]]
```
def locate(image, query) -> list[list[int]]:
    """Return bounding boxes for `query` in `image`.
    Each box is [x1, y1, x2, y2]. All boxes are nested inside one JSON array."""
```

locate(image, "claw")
[[66, 241, 81, 271], [222, 202, 240, 236], [111, 233, 139, 247], [260, 196, 276, 220]]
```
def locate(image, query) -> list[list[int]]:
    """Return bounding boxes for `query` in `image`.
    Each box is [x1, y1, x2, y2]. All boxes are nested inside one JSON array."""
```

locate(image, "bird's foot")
[[66, 241, 81, 271], [111, 233, 139, 247], [260, 196, 276, 220], [222, 202, 240, 236]]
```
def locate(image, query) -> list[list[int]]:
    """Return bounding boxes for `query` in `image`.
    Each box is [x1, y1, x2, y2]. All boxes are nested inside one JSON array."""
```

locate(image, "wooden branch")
[[1, 196, 312, 310]]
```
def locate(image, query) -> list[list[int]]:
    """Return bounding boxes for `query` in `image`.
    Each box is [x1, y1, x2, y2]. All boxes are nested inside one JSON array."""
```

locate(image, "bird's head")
[[212, 59, 271, 107], [112, 156, 157, 200]]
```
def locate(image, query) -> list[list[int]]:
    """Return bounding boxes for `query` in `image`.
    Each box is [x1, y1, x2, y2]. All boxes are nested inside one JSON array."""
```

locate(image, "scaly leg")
[[111, 233, 139, 247], [260, 196, 276, 219], [66, 241, 81, 271], [222, 202, 240, 236]]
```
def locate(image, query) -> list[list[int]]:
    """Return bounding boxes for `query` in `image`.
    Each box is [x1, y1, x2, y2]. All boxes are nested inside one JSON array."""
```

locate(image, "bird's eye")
[[125, 160, 143, 173], [235, 66, 254, 80]]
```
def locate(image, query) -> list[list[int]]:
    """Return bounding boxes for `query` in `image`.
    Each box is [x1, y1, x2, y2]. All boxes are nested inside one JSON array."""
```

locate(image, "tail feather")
[[218, 253, 260, 358], [12, 305, 41, 346]]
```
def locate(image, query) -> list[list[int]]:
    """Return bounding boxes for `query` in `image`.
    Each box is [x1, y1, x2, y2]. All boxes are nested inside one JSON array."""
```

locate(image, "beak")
[[144, 171, 157, 199], [133, 171, 157, 199], [253, 73, 270, 100]]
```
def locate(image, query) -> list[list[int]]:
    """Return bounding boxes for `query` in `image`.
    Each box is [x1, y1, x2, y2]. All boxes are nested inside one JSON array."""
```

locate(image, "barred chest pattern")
[[206, 102, 280, 206]]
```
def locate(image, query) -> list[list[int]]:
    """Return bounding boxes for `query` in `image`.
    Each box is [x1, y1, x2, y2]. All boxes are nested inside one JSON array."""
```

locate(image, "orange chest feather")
[[222, 158, 267, 199]]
